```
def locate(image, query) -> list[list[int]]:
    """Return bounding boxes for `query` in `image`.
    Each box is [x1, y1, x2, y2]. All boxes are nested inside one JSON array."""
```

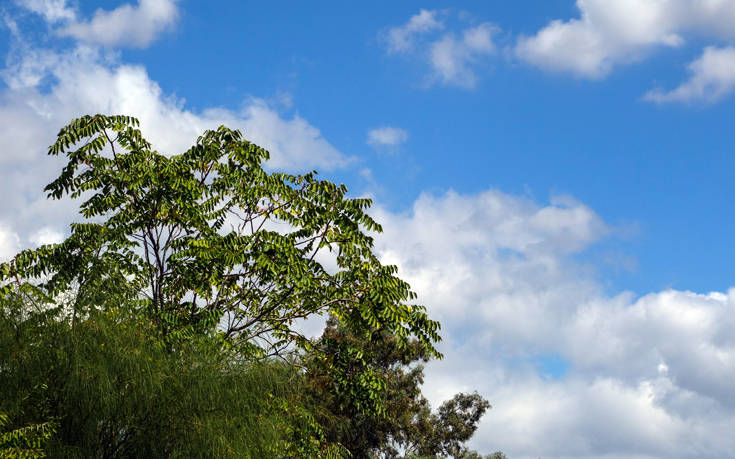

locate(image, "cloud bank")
[[373, 190, 735, 458]]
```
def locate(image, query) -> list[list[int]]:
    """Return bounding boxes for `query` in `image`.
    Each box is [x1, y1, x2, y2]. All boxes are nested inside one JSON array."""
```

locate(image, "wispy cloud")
[[429, 23, 496, 88], [385, 9, 444, 54], [367, 126, 408, 148], [57, 0, 180, 48], [383, 10, 498, 89], [16, 0, 76, 23], [644, 46, 735, 103]]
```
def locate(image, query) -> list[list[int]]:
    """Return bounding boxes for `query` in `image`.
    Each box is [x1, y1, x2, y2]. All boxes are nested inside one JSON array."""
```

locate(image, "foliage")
[[0, 114, 440, 365], [0, 288, 326, 458], [0, 411, 56, 459], [302, 318, 493, 458], [0, 114, 455, 456], [409, 392, 491, 457], [457, 452, 508, 459]]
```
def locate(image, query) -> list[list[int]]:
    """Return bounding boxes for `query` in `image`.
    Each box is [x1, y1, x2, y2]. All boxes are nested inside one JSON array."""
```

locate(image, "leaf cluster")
[[0, 411, 56, 459]]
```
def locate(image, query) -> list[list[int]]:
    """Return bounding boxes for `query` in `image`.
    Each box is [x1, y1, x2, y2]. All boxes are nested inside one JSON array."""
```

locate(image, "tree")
[[454, 452, 508, 459], [302, 318, 492, 458], [1, 114, 440, 359], [0, 287, 307, 457], [405, 392, 490, 458], [0, 114, 441, 410], [0, 114, 450, 456]]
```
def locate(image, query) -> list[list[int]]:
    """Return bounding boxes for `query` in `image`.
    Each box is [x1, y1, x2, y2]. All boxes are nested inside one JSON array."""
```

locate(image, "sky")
[[3, 1, 735, 457]]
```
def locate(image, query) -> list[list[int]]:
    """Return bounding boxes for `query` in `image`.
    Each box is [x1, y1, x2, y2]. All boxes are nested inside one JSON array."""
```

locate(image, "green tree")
[[405, 392, 490, 458], [0, 285, 346, 457], [1, 114, 440, 361], [0, 114, 450, 456], [302, 319, 493, 459], [0, 114, 441, 417]]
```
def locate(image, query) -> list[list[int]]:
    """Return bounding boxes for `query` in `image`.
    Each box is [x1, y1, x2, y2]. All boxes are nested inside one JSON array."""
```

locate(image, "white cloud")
[[429, 23, 496, 88], [17, 0, 76, 23], [383, 2, 735, 97], [384, 11, 498, 89], [0, 43, 348, 252], [515, 0, 735, 79], [58, 0, 179, 48], [0, 46, 346, 169], [372, 189, 735, 458], [30, 227, 64, 246], [515, 0, 683, 78], [0, 225, 21, 261], [644, 46, 735, 103], [385, 9, 444, 54], [367, 126, 408, 147]]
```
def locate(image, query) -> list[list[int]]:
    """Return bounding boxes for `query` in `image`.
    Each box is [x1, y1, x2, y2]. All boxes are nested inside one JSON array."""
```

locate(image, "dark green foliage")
[[302, 319, 493, 458], [301, 317, 431, 457], [452, 452, 509, 459], [405, 392, 490, 458], [0, 289, 309, 458]]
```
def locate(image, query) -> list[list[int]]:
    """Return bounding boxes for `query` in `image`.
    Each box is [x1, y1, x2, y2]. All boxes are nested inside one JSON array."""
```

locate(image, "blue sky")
[[4, 1, 735, 457], [55, 0, 735, 296]]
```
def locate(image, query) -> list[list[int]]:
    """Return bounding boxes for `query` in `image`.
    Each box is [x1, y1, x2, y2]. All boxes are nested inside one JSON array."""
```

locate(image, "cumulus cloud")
[[515, 0, 735, 79], [374, 190, 607, 339], [383, 10, 498, 89], [385, 9, 444, 54], [371, 189, 735, 458], [367, 126, 408, 148], [645, 46, 735, 103], [0, 46, 346, 167], [58, 0, 180, 48], [385, 2, 735, 98]]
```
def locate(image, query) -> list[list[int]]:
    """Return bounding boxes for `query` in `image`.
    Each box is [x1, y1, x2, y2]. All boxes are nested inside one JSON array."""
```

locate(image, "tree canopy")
[[0, 290, 295, 457], [0, 114, 505, 457], [0, 114, 441, 361]]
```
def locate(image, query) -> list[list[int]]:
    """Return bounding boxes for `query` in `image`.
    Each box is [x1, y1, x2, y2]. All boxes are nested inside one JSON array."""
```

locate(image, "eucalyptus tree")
[[302, 318, 492, 459]]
